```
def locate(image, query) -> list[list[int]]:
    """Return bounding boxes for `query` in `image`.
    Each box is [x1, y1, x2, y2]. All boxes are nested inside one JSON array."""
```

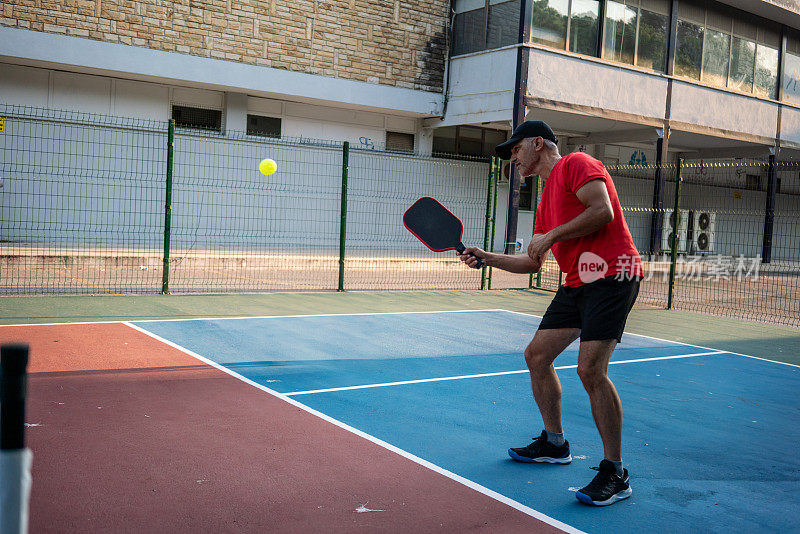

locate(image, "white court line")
[[5, 307, 797, 369], [283, 351, 726, 396], [122, 320, 585, 534], [0, 309, 508, 328], [501, 309, 800, 369]]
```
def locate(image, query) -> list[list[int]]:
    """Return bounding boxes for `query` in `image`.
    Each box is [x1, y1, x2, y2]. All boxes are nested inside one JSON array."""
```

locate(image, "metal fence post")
[[667, 158, 683, 310], [649, 136, 666, 257], [529, 175, 540, 289], [161, 119, 174, 295], [762, 152, 777, 264], [487, 157, 500, 290], [481, 158, 495, 290], [337, 141, 349, 292]]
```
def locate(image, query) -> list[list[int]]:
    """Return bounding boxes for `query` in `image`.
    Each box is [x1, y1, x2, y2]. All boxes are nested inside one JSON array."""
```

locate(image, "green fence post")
[[667, 158, 683, 310], [488, 157, 500, 290], [161, 119, 174, 295], [481, 158, 495, 290], [528, 175, 540, 289], [337, 141, 349, 292]]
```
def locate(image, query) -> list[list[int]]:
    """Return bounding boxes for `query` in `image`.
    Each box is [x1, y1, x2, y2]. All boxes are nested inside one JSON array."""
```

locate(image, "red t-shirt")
[[533, 152, 642, 287]]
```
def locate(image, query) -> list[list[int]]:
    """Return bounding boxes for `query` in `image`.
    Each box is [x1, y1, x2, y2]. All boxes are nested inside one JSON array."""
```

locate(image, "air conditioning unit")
[[691, 211, 716, 254], [497, 161, 511, 184], [661, 209, 689, 253]]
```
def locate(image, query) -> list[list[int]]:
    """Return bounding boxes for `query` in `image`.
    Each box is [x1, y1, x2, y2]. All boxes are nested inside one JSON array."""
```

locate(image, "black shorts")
[[538, 276, 641, 342]]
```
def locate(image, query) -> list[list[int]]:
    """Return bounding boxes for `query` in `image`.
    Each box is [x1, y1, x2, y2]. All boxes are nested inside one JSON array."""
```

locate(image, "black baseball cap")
[[495, 120, 558, 160]]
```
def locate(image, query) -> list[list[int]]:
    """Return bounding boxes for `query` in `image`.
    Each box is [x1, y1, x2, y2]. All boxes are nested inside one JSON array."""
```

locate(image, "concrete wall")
[[779, 104, 800, 146], [527, 48, 669, 120], [0, 27, 444, 117], [1, 0, 449, 93], [670, 80, 779, 139], [440, 47, 517, 127], [0, 63, 423, 151]]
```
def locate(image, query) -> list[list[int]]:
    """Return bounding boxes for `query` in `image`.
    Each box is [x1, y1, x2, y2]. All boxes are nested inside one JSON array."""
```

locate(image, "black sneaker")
[[508, 430, 572, 464], [575, 459, 632, 506]]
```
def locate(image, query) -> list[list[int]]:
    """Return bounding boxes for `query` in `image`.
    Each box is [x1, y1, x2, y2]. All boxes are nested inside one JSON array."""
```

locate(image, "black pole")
[[1, 344, 29, 450], [762, 153, 777, 264], [505, 0, 533, 254], [649, 136, 665, 255], [597, 0, 606, 58], [665, 0, 678, 76]]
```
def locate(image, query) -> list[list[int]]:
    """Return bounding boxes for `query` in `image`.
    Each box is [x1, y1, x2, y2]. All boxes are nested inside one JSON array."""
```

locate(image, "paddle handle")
[[455, 243, 484, 269], [1, 344, 29, 450]]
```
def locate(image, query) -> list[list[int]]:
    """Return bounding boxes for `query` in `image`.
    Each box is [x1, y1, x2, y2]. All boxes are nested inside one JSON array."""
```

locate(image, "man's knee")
[[576, 362, 607, 388], [524, 345, 552, 372]]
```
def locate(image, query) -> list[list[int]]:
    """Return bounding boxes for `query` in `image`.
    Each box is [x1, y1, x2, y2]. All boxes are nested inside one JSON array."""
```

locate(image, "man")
[[459, 120, 642, 506]]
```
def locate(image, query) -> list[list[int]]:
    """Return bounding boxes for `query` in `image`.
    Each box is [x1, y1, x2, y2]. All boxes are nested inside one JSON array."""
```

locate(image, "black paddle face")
[[402, 197, 483, 268], [403, 197, 464, 252]]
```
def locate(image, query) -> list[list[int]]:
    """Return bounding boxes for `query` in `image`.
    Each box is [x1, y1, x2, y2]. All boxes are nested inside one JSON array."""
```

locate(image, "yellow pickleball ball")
[[259, 158, 277, 175]]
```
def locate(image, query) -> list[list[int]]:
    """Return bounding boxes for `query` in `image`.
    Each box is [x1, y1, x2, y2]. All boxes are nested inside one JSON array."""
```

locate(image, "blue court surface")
[[132, 310, 800, 534]]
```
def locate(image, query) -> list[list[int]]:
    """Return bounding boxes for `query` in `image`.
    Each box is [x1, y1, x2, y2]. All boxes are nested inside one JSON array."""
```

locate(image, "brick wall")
[[1, 0, 450, 92]]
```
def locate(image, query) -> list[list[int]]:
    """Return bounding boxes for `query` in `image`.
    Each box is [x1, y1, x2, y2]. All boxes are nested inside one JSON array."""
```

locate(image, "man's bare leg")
[[524, 328, 581, 432], [576, 339, 622, 461]]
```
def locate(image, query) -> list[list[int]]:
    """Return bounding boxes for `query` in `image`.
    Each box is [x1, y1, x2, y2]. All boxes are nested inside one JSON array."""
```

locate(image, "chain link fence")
[[511, 159, 800, 327], [1, 104, 798, 327]]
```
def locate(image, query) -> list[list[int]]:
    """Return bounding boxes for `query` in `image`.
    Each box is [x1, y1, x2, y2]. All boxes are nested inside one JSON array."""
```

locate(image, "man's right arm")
[[459, 247, 543, 273]]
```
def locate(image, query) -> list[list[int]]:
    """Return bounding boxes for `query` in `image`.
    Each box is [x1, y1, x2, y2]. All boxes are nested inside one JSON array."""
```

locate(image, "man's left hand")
[[527, 233, 553, 260]]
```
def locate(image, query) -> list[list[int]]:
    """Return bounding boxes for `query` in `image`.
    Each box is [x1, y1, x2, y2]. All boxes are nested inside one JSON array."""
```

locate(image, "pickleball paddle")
[[402, 197, 484, 268]]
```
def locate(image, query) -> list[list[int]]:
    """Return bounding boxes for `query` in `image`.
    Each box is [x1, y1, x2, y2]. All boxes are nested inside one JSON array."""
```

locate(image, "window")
[[604, 1, 637, 65], [676, 19, 704, 79], [483, 129, 507, 155], [432, 126, 507, 159], [247, 115, 281, 138], [386, 131, 415, 153], [702, 28, 731, 87], [729, 37, 755, 92], [701, 4, 732, 87], [172, 105, 222, 131], [675, 0, 779, 98], [432, 126, 457, 154], [783, 30, 800, 104], [755, 37, 779, 99], [532, 0, 569, 49], [452, 0, 521, 55], [453, 3, 485, 55], [602, 0, 668, 71], [637, 2, 669, 71], [570, 0, 600, 55], [487, 0, 520, 49], [456, 126, 484, 155], [532, 0, 601, 56]]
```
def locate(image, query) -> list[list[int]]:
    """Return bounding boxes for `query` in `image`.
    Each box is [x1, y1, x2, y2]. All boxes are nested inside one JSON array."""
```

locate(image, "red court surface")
[[1, 322, 567, 533]]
